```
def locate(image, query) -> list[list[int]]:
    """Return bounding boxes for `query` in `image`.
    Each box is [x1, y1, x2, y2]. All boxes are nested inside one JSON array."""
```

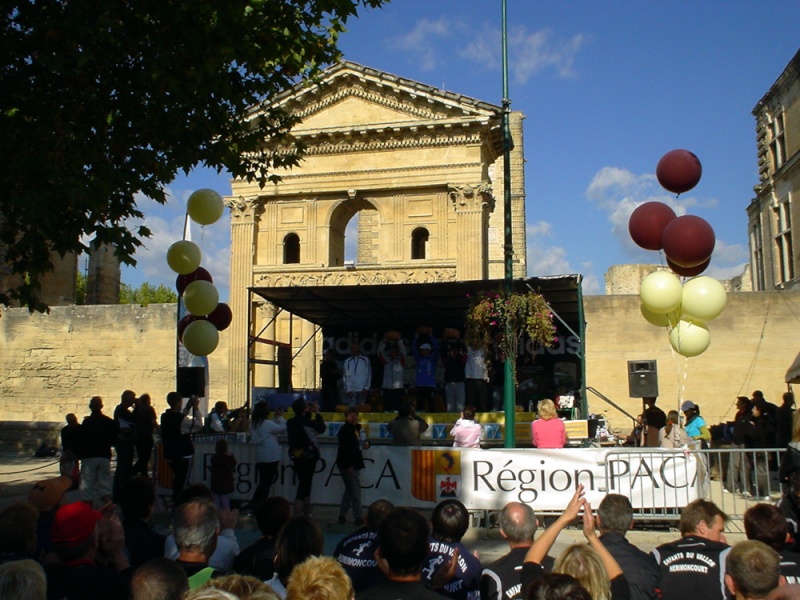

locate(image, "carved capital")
[[448, 183, 495, 213], [225, 196, 261, 223]]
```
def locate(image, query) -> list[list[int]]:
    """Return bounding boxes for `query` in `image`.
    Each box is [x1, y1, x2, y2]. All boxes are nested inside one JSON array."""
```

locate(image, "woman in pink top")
[[451, 405, 483, 448], [531, 399, 567, 448]]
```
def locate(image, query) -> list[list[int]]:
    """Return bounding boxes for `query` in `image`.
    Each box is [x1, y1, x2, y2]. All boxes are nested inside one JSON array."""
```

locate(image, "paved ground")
[[0, 454, 750, 562]]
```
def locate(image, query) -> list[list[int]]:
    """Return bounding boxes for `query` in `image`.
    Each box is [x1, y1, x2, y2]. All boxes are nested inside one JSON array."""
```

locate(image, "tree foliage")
[[120, 282, 178, 305], [0, 0, 387, 311]]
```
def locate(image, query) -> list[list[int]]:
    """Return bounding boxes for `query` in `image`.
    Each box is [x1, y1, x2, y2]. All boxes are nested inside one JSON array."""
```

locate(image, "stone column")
[[226, 196, 259, 409], [449, 183, 495, 281], [509, 112, 528, 278]]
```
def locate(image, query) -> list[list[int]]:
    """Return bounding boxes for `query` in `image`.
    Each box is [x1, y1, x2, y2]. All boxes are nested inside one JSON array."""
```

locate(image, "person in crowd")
[[651, 498, 730, 600], [249, 401, 286, 510], [525, 573, 591, 600], [113, 389, 138, 501], [464, 338, 489, 413], [777, 471, 800, 540], [208, 401, 240, 434], [200, 573, 281, 600], [388, 400, 429, 445], [209, 438, 237, 511], [642, 397, 667, 448], [344, 342, 372, 405], [0, 559, 47, 600], [778, 393, 796, 450], [411, 331, 439, 412], [521, 485, 628, 600], [133, 393, 158, 477], [378, 336, 407, 412], [744, 503, 800, 585], [450, 405, 483, 448], [265, 516, 325, 598], [80, 395, 117, 508], [233, 496, 292, 581], [780, 411, 800, 487], [659, 409, 691, 448], [753, 391, 780, 423], [442, 337, 467, 413], [59, 413, 81, 485], [337, 406, 369, 526], [357, 507, 453, 600], [422, 498, 482, 599], [130, 557, 189, 600], [26, 475, 72, 564], [728, 397, 755, 496], [45, 501, 131, 599], [626, 415, 644, 447], [531, 399, 566, 449], [286, 397, 325, 517], [481, 501, 553, 600], [165, 484, 240, 574], [0, 502, 39, 566], [286, 555, 356, 600], [748, 401, 778, 500], [171, 497, 224, 588], [725, 540, 784, 600], [319, 348, 343, 411], [681, 401, 711, 446], [160, 392, 203, 504], [334, 498, 394, 593], [120, 475, 166, 570], [597, 494, 659, 600]]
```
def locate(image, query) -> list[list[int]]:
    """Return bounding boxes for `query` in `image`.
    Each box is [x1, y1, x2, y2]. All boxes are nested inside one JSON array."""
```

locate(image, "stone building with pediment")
[[225, 61, 527, 403]]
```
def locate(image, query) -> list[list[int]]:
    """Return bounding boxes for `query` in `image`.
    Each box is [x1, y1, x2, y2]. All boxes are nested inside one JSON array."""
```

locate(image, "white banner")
[[186, 440, 701, 512]]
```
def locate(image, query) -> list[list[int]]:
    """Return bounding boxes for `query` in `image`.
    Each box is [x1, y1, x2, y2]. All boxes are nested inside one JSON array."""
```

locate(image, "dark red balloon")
[[667, 256, 710, 277], [662, 215, 715, 268], [178, 314, 202, 341], [656, 149, 702, 195], [176, 267, 213, 296], [207, 303, 232, 331], [628, 202, 677, 250]]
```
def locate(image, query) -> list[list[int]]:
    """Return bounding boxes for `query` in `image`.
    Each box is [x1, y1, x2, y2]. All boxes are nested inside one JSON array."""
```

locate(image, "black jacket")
[[337, 421, 365, 471], [600, 531, 659, 600]]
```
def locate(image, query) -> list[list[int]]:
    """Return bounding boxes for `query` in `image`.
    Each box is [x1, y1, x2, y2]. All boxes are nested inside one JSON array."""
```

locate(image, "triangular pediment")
[[255, 61, 502, 135]]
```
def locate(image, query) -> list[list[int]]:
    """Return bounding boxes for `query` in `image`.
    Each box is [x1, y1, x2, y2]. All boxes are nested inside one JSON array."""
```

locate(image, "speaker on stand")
[[627, 360, 658, 398]]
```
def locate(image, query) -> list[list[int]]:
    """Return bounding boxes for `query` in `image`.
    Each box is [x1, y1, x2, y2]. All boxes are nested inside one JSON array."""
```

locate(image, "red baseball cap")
[[51, 501, 102, 546]]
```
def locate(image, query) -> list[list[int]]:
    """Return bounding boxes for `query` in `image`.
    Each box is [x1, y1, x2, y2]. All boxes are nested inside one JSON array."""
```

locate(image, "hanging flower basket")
[[465, 289, 557, 379]]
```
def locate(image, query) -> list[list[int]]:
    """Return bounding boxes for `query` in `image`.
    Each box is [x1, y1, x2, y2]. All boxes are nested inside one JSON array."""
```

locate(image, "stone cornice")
[[252, 264, 457, 288]]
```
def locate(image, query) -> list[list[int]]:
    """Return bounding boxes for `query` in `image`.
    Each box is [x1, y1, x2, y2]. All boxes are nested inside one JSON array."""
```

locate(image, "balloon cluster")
[[166, 189, 231, 357], [629, 150, 726, 358]]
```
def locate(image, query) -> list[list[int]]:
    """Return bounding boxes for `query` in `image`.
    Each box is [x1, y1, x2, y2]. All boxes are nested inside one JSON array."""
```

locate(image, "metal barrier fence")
[[606, 446, 785, 523]]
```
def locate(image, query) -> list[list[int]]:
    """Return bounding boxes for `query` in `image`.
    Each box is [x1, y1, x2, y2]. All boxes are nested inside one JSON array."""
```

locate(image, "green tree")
[[0, 0, 387, 312], [120, 282, 178, 305]]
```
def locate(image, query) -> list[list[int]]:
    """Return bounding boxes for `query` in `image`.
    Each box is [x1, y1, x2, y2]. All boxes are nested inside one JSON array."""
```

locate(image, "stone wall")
[[1, 291, 798, 452]]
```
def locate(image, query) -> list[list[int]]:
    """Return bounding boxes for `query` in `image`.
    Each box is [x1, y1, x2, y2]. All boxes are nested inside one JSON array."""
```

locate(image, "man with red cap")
[[44, 501, 131, 600]]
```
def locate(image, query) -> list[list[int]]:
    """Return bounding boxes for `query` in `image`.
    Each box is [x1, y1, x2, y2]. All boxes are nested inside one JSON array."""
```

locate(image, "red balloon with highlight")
[[628, 202, 677, 251], [176, 267, 213, 296], [661, 215, 715, 268], [656, 149, 702, 195], [207, 303, 233, 331], [667, 256, 710, 277]]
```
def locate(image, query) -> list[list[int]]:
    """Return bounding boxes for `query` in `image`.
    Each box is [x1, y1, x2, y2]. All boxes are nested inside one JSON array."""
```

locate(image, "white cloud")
[[392, 18, 455, 71], [510, 28, 585, 83], [526, 220, 554, 238]]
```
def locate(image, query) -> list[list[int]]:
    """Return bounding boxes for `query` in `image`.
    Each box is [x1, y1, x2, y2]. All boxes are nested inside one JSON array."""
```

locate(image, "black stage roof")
[[251, 275, 583, 335]]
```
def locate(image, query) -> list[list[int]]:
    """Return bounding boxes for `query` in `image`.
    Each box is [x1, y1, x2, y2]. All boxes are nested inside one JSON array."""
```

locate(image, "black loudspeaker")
[[627, 360, 658, 398], [177, 366, 206, 398]]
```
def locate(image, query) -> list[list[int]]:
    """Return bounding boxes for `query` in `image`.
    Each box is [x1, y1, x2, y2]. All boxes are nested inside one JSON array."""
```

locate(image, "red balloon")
[[656, 149, 702, 195], [662, 215, 715, 268], [667, 256, 710, 277], [176, 267, 213, 296], [628, 202, 677, 250], [178, 314, 202, 341], [207, 303, 233, 331]]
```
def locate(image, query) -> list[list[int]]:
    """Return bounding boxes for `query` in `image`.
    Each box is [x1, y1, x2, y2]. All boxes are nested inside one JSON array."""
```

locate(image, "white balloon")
[[640, 271, 683, 314], [187, 189, 224, 225], [681, 276, 727, 322], [182, 320, 219, 356], [669, 320, 711, 358], [183, 280, 219, 317]]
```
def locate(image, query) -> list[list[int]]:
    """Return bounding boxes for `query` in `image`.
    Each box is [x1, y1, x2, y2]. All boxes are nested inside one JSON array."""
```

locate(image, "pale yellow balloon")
[[183, 280, 219, 317], [640, 303, 679, 328], [639, 271, 683, 314], [681, 276, 727, 322], [166, 240, 202, 275], [669, 320, 711, 358], [187, 188, 224, 226], [182, 319, 219, 356]]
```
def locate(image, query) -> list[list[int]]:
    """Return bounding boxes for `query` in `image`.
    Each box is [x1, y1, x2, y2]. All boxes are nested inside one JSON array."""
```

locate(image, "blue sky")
[[116, 1, 800, 299]]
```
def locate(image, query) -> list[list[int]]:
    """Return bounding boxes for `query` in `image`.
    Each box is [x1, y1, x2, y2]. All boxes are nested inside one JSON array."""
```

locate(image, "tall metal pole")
[[501, 0, 516, 447]]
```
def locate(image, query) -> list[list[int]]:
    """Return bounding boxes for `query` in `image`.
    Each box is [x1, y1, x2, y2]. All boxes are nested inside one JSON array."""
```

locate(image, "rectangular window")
[[773, 198, 794, 284], [751, 219, 765, 290], [769, 113, 786, 172]]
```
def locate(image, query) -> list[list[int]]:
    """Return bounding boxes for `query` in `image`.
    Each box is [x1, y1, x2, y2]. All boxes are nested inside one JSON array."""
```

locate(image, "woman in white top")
[[450, 405, 483, 448], [249, 401, 286, 509], [659, 409, 691, 448]]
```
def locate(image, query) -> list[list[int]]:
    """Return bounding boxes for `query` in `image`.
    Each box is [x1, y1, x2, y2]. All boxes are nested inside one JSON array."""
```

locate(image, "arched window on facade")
[[411, 227, 429, 260], [283, 233, 300, 264]]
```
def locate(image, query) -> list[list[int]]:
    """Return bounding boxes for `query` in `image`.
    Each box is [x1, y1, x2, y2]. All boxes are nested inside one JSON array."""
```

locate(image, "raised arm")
[[581, 500, 624, 580], [524, 484, 585, 564]]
